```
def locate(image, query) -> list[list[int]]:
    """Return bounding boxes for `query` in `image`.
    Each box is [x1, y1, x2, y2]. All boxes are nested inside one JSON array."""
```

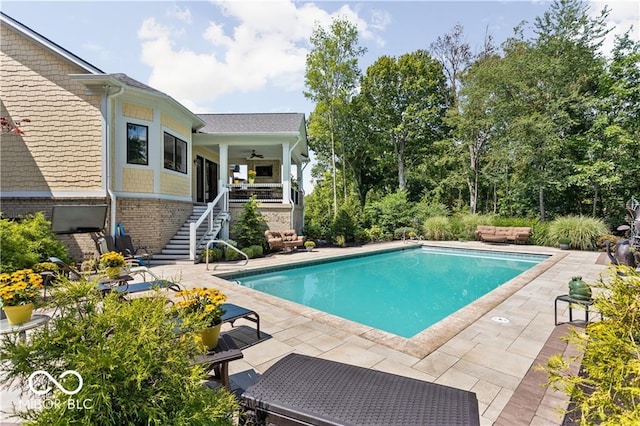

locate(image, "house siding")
[[121, 168, 154, 193], [0, 24, 103, 193], [160, 172, 190, 196], [122, 102, 153, 121], [161, 112, 190, 137]]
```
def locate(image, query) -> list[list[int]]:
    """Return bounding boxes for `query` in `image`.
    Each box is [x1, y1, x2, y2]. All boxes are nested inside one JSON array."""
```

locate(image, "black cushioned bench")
[[241, 353, 480, 426]]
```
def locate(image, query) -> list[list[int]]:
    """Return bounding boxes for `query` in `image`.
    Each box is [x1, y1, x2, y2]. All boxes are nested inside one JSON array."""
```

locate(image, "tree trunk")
[[329, 114, 338, 217], [397, 138, 406, 190], [539, 187, 546, 222], [592, 185, 598, 217]]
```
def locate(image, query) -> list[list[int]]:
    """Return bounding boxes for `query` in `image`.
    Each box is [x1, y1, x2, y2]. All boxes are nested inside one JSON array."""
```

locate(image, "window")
[[127, 123, 148, 165], [163, 132, 187, 174]]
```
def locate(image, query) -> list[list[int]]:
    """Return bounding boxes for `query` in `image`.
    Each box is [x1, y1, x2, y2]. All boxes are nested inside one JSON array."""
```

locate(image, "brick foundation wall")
[[116, 198, 192, 254], [229, 203, 299, 233]]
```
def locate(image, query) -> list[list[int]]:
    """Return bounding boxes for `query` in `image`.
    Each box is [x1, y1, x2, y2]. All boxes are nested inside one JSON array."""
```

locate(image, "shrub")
[[335, 235, 346, 247], [249, 245, 264, 257], [422, 216, 454, 240], [543, 268, 640, 425], [414, 199, 449, 222], [241, 247, 254, 259], [0, 213, 68, 273], [201, 247, 223, 262], [230, 196, 268, 249], [393, 227, 418, 240], [596, 234, 618, 250], [364, 226, 385, 242], [364, 191, 415, 234], [451, 214, 494, 240], [545, 215, 609, 250], [302, 223, 323, 240], [0, 278, 239, 424], [332, 209, 356, 243], [224, 247, 241, 261]]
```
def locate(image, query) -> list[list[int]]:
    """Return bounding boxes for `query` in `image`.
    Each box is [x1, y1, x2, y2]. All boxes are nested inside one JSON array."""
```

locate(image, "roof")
[[197, 113, 306, 134], [109, 73, 164, 95], [0, 11, 104, 75]]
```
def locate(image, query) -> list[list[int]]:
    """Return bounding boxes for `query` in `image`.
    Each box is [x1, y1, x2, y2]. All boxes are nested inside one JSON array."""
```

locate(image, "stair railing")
[[189, 188, 229, 261], [205, 239, 249, 270]]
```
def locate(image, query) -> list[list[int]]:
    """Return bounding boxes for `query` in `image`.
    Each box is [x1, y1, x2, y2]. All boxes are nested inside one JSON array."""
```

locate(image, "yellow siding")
[[160, 172, 190, 196], [1, 25, 102, 192], [122, 102, 153, 121], [161, 112, 190, 138], [121, 168, 154, 193]]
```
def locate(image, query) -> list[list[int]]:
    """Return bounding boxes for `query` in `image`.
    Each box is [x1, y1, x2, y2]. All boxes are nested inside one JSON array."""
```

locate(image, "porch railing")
[[227, 183, 303, 205], [189, 188, 229, 261]]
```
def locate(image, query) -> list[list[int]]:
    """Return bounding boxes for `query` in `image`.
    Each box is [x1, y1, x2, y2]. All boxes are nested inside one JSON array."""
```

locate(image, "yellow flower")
[[0, 269, 43, 307], [175, 287, 227, 326], [99, 251, 126, 268]]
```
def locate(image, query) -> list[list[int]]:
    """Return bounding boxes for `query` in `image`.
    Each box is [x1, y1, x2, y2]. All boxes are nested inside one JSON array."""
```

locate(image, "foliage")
[[364, 191, 416, 235], [304, 241, 316, 249], [451, 214, 494, 240], [0, 269, 43, 307], [595, 234, 618, 249], [241, 247, 254, 259], [414, 199, 450, 221], [230, 196, 268, 250], [331, 208, 356, 243], [99, 251, 126, 268], [544, 215, 609, 250], [249, 245, 264, 257], [31, 262, 59, 273], [201, 248, 223, 262], [335, 235, 346, 247], [0, 278, 239, 425], [175, 287, 227, 327], [248, 169, 256, 179], [224, 247, 241, 261], [364, 226, 386, 242], [393, 227, 418, 240], [543, 267, 640, 425], [0, 213, 68, 273], [422, 216, 454, 240]]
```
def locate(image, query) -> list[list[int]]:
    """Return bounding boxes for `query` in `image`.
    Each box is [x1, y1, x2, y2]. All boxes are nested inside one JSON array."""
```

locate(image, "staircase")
[[152, 205, 225, 264]]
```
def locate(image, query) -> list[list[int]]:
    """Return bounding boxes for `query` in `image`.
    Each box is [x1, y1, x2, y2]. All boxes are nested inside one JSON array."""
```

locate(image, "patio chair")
[[92, 233, 144, 267], [115, 234, 151, 266], [241, 353, 480, 426], [220, 303, 261, 339]]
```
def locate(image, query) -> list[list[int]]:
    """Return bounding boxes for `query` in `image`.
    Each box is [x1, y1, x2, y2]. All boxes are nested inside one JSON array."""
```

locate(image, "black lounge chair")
[[220, 303, 260, 339], [241, 353, 480, 426]]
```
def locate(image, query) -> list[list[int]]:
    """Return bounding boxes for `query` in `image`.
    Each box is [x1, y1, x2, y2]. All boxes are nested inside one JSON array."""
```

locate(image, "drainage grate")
[[491, 316, 510, 323]]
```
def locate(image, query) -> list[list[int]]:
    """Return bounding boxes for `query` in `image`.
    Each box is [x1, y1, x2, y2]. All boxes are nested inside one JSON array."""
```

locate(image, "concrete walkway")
[[1, 241, 607, 425]]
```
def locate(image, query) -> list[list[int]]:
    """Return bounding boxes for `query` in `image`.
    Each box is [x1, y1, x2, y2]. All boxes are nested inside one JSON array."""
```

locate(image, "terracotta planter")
[[3, 303, 34, 325], [200, 323, 222, 350]]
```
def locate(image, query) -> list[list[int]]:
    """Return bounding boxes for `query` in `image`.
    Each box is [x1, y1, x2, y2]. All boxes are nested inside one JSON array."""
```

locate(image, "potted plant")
[[335, 235, 346, 247], [0, 269, 44, 324], [248, 169, 257, 184], [99, 251, 127, 278], [175, 287, 227, 349], [558, 238, 571, 250], [304, 240, 316, 252]]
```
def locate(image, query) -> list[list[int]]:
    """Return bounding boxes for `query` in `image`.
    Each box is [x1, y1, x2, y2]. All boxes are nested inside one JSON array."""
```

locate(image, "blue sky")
[[3, 1, 637, 118]]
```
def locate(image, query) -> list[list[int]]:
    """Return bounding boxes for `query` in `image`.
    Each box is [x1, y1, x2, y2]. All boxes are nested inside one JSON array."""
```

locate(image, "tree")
[[360, 50, 448, 191], [304, 18, 366, 216], [429, 23, 473, 107], [230, 196, 268, 249]]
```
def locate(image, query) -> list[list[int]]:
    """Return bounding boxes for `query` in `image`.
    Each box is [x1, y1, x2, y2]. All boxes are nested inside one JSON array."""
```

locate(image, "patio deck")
[[1, 241, 606, 425]]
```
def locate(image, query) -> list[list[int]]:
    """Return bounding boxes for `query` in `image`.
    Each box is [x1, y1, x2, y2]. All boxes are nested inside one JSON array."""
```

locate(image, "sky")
[[2, 0, 638, 189]]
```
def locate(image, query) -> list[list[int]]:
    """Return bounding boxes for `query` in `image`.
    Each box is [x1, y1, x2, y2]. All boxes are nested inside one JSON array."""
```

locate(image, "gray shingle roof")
[[197, 113, 305, 134], [109, 73, 164, 95]]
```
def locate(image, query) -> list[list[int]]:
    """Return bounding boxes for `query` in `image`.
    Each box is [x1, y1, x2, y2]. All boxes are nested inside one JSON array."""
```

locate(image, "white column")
[[282, 142, 290, 204], [219, 144, 228, 195]]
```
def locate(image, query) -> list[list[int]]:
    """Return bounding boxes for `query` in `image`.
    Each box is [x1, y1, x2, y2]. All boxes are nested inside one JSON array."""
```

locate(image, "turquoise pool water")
[[233, 247, 548, 338]]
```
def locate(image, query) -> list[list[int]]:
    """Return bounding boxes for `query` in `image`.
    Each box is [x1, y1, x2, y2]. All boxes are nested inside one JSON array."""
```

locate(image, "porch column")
[[282, 142, 290, 204], [219, 143, 228, 195]]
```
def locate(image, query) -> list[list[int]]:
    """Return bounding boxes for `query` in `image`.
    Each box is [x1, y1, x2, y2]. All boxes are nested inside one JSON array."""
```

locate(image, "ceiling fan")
[[249, 150, 264, 159]]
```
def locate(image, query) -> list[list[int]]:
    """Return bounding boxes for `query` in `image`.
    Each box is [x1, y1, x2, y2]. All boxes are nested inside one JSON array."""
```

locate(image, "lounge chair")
[[264, 229, 305, 252], [241, 353, 480, 426], [92, 233, 146, 266], [220, 303, 260, 339]]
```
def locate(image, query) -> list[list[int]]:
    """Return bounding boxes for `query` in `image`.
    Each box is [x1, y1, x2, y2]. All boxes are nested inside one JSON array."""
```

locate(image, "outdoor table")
[[242, 353, 480, 426], [193, 334, 243, 391], [0, 314, 51, 342]]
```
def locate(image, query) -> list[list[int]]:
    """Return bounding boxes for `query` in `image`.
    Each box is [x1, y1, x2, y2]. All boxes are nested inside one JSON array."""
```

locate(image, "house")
[[0, 12, 309, 263]]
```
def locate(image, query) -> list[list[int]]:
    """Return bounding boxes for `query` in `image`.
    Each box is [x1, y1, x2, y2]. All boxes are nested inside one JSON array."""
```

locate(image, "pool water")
[[235, 247, 547, 338]]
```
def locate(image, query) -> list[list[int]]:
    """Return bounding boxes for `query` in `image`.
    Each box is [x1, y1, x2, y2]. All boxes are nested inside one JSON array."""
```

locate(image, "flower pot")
[[200, 322, 222, 350], [248, 178, 255, 184], [3, 303, 34, 325], [559, 243, 570, 250], [306, 247, 313, 252], [105, 267, 122, 279]]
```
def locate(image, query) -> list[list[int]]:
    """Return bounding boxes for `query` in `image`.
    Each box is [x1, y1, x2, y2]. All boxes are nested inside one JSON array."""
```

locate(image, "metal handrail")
[[189, 188, 228, 261], [205, 239, 249, 270]]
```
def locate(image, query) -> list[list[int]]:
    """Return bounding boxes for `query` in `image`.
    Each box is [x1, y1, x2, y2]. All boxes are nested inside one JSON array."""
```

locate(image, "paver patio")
[[1, 241, 607, 425]]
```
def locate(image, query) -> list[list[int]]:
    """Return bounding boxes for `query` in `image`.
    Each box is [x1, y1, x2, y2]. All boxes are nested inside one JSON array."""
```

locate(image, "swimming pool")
[[230, 246, 548, 338]]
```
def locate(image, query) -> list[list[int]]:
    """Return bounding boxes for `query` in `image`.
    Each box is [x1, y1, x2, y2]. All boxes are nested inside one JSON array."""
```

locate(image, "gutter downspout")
[[105, 84, 124, 237]]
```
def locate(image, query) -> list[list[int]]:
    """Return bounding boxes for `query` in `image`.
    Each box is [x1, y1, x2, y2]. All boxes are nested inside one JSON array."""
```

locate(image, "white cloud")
[[137, 1, 386, 111], [167, 5, 192, 23], [589, 0, 640, 57]]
